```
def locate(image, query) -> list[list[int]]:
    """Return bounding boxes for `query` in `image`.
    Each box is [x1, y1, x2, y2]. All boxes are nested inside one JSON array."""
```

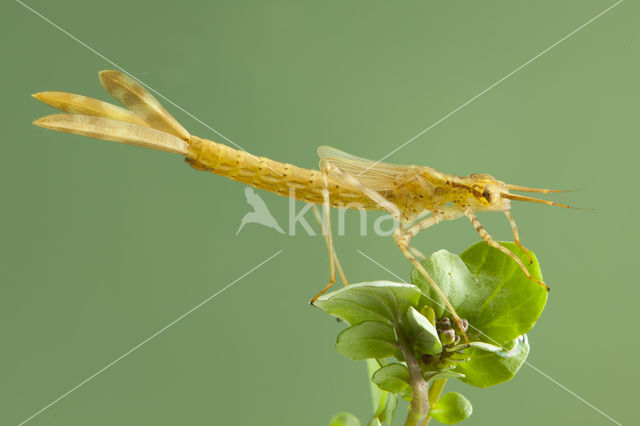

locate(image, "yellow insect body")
[[185, 136, 379, 209], [33, 70, 571, 342]]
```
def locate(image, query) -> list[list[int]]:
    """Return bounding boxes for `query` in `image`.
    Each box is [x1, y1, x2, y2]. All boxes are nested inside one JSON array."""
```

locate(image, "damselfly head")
[[468, 174, 511, 212]]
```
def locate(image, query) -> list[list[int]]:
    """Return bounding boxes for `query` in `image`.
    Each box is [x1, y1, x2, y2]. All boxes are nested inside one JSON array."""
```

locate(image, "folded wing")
[[33, 91, 147, 127], [32, 70, 191, 155], [34, 114, 188, 154], [318, 146, 414, 191], [99, 70, 190, 141]]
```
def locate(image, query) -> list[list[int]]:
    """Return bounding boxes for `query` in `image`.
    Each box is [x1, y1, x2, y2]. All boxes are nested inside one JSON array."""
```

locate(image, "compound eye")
[[482, 187, 492, 203]]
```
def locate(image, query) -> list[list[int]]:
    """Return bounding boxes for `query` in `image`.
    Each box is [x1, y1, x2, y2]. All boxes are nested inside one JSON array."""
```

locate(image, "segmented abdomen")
[[185, 136, 381, 209]]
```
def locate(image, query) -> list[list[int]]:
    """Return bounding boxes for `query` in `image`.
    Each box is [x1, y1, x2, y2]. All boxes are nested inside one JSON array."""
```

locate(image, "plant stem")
[[397, 329, 429, 426], [425, 379, 447, 425]]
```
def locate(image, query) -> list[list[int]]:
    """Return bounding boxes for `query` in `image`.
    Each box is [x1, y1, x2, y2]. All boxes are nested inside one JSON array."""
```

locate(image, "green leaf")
[[460, 242, 547, 344], [367, 359, 384, 413], [367, 359, 398, 425], [336, 321, 400, 360], [430, 392, 473, 424], [329, 412, 361, 426], [411, 243, 547, 346], [370, 391, 397, 424], [411, 250, 479, 321], [371, 363, 410, 393], [367, 359, 398, 424], [404, 307, 442, 355], [423, 370, 465, 381], [455, 335, 530, 388], [466, 341, 503, 352], [314, 282, 423, 326]]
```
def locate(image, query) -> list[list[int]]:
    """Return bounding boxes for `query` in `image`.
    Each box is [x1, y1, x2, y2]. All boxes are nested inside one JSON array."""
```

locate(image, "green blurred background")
[[1, 1, 636, 424]]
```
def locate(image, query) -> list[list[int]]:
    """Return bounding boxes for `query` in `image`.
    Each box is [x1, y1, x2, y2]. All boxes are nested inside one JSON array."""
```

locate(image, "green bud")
[[420, 305, 436, 326], [437, 317, 451, 331], [457, 319, 469, 333], [440, 329, 455, 345]]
